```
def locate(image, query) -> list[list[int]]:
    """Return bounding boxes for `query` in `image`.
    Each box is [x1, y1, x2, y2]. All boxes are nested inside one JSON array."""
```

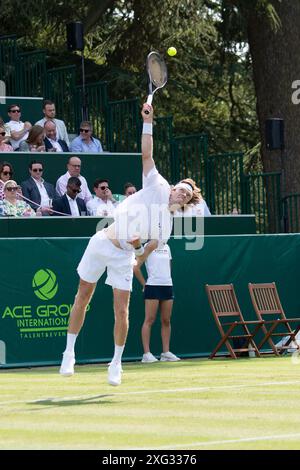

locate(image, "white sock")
[[112, 344, 125, 364], [65, 333, 77, 354]]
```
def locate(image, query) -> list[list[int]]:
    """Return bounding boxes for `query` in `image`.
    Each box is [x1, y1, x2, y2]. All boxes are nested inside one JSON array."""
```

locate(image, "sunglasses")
[[5, 187, 18, 192], [32, 168, 43, 172], [10, 109, 20, 113], [2, 171, 12, 176], [80, 128, 90, 133], [69, 188, 82, 193], [99, 186, 109, 190], [0, 132, 6, 136]]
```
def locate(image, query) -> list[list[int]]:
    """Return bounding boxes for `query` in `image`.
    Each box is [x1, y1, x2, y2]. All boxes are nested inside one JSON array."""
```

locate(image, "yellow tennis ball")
[[167, 47, 177, 57]]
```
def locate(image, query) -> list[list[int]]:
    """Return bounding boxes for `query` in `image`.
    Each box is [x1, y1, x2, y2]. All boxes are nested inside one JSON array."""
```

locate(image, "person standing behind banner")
[[134, 240, 180, 363]]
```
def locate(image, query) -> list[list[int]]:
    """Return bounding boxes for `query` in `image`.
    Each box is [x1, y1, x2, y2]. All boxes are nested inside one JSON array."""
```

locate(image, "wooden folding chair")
[[248, 282, 300, 355], [205, 284, 263, 359]]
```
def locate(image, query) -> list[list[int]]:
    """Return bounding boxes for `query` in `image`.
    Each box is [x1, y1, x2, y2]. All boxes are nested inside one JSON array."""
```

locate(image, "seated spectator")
[[6, 104, 32, 151], [52, 176, 87, 217], [124, 182, 137, 197], [70, 121, 103, 153], [35, 100, 70, 147], [86, 179, 118, 217], [0, 161, 14, 199], [0, 117, 11, 144], [56, 156, 92, 204], [0, 124, 13, 152], [19, 125, 46, 152], [0, 180, 36, 217], [21, 160, 57, 215], [44, 120, 69, 152], [231, 207, 240, 215], [173, 178, 211, 216]]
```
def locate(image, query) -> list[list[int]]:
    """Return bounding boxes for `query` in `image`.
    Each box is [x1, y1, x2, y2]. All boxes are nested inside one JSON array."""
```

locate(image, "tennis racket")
[[145, 51, 168, 114]]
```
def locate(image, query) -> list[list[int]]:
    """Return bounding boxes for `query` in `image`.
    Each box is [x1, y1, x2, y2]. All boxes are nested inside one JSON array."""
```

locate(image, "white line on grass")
[[1, 379, 300, 407], [146, 432, 300, 450]]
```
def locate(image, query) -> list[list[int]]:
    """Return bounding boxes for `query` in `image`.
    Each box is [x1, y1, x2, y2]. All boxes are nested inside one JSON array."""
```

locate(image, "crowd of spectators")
[[0, 99, 211, 217], [0, 156, 140, 217], [0, 100, 104, 153], [0, 154, 210, 217]]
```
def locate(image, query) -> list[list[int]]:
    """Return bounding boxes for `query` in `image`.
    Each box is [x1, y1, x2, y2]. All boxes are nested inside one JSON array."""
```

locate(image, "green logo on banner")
[[32, 269, 58, 300]]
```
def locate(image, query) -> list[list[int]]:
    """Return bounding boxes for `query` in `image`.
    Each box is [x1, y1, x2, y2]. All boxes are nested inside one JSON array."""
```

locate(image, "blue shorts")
[[144, 285, 174, 300]]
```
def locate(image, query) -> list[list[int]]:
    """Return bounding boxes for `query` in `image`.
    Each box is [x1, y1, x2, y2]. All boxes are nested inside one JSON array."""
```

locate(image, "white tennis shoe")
[[108, 362, 122, 386], [160, 351, 180, 362], [141, 352, 158, 363], [59, 351, 75, 376]]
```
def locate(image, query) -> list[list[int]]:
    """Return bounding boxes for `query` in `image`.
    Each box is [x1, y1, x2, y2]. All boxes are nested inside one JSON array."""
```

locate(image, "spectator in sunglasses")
[[70, 121, 103, 153], [52, 176, 87, 216], [86, 179, 118, 217], [0, 161, 14, 200], [0, 180, 35, 217], [56, 156, 92, 204], [20, 160, 57, 215], [19, 125, 46, 152], [0, 125, 13, 152], [6, 104, 32, 151]]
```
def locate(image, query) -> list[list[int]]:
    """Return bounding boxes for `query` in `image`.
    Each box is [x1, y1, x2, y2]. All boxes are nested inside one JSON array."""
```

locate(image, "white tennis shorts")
[[77, 230, 135, 290]]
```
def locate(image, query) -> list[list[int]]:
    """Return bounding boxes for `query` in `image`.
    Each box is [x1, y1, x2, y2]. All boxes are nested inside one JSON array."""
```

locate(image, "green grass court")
[[1, 356, 300, 450]]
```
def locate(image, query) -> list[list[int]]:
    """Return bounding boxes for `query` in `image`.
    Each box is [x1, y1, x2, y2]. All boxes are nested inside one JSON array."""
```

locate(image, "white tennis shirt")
[[113, 167, 172, 250], [145, 243, 172, 286]]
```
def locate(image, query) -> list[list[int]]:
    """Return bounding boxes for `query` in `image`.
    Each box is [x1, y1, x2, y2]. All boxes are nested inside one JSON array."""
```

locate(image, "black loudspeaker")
[[265, 118, 284, 150], [66, 22, 84, 51]]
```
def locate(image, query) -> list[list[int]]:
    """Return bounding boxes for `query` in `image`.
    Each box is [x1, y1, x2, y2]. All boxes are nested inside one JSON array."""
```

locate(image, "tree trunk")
[[247, 0, 300, 196]]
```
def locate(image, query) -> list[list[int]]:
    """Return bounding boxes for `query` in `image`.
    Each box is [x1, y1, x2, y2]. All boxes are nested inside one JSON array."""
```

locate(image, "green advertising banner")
[[1, 234, 300, 367]]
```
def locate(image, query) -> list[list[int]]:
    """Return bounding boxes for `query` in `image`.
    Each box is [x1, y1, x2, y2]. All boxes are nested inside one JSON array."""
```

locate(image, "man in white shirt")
[[6, 104, 32, 150], [35, 100, 70, 147], [86, 179, 117, 217], [56, 156, 92, 204]]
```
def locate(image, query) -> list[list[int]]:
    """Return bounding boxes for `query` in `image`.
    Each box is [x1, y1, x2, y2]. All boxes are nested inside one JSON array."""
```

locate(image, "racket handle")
[[145, 95, 153, 114]]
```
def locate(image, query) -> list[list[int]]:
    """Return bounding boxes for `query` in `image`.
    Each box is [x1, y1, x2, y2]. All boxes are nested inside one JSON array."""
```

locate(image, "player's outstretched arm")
[[141, 103, 155, 177]]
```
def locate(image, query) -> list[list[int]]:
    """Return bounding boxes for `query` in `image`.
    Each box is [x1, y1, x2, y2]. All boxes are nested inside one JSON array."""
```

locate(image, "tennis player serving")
[[59, 103, 201, 386]]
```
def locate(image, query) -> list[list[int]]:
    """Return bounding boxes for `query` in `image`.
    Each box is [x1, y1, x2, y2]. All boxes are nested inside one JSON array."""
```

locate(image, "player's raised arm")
[[141, 103, 155, 177]]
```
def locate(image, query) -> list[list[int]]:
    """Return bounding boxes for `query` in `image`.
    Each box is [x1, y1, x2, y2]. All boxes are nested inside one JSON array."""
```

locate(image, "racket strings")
[[148, 55, 167, 88]]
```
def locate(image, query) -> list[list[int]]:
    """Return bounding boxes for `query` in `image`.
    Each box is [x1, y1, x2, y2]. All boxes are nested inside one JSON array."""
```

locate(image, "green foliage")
[[0, 0, 263, 156]]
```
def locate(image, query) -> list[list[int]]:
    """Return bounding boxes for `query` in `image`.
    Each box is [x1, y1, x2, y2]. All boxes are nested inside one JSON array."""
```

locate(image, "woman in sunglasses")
[[0, 180, 36, 217], [19, 125, 46, 152], [0, 125, 13, 152], [0, 161, 14, 200]]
